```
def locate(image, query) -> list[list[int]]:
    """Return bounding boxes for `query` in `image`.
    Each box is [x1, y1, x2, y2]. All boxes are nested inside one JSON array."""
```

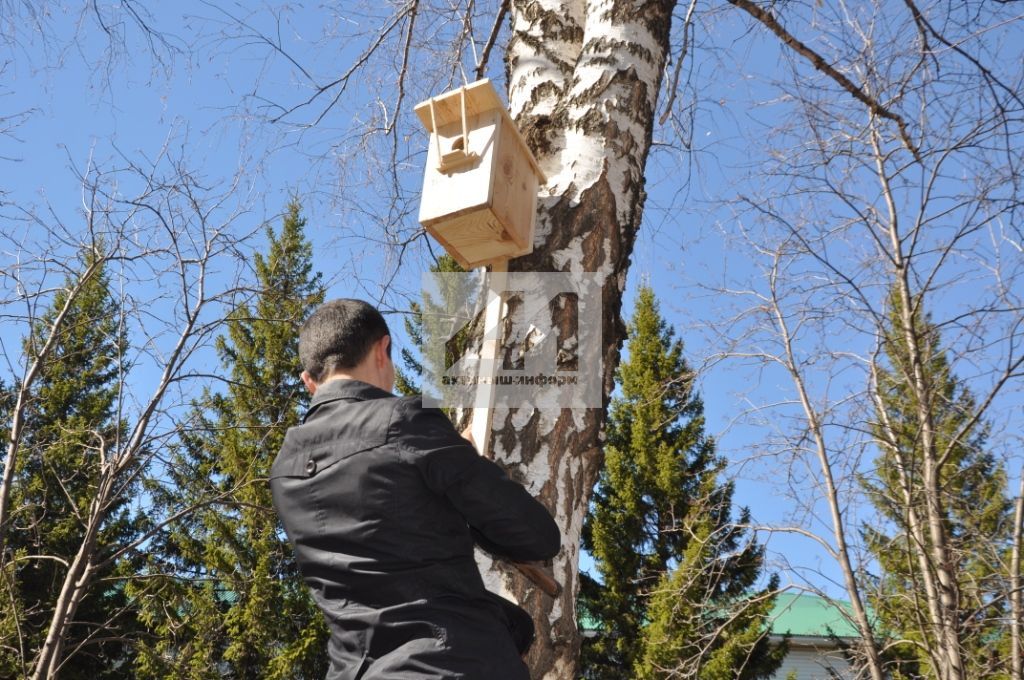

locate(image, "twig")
[[901, 0, 1024, 111], [475, 0, 510, 80], [659, 0, 698, 125], [727, 0, 923, 164]]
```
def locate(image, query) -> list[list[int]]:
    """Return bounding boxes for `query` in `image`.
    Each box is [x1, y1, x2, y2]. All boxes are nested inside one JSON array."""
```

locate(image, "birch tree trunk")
[[875, 123, 967, 680], [477, 1, 677, 676], [3, 2, 680, 675]]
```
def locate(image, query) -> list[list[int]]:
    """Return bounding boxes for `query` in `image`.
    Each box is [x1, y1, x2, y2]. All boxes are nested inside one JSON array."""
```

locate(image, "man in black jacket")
[[270, 299, 561, 679]]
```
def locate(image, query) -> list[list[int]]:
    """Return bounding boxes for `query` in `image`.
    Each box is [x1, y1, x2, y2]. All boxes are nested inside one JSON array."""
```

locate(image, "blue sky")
[[3, 2, 1021, 601]]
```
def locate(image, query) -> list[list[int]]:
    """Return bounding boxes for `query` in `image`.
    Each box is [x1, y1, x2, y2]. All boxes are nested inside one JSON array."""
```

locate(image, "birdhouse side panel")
[[489, 115, 541, 254], [418, 112, 500, 227]]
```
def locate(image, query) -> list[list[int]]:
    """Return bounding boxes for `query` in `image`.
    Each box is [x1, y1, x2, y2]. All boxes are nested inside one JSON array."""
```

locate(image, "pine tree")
[[579, 286, 784, 679], [0, 248, 144, 678], [133, 201, 327, 678], [864, 294, 1012, 679], [394, 253, 465, 397]]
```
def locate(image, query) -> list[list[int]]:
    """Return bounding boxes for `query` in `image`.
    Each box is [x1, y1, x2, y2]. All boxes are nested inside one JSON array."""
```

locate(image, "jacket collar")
[[304, 378, 394, 422]]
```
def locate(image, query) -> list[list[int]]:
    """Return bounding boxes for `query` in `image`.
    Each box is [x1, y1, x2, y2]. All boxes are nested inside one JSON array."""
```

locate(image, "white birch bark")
[[479, 0, 677, 676]]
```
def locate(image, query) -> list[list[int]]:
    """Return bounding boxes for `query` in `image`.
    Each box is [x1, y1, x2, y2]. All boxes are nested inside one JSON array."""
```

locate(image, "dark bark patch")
[[519, 112, 555, 157]]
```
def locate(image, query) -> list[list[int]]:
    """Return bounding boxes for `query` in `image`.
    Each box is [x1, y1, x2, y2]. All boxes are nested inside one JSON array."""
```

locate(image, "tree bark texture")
[[475, 1, 676, 677]]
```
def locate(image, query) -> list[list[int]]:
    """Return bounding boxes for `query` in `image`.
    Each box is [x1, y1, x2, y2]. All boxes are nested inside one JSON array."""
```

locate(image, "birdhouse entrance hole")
[[429, 90, 480, 174]]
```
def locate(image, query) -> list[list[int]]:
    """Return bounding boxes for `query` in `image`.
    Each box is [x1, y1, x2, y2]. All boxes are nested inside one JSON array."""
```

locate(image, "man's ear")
[[378, 335, 392, 365], [300, 370, 318, 395]]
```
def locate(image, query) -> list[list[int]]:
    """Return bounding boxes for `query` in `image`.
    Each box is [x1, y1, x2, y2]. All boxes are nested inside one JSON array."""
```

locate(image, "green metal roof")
[[769, 593, 860, 638], [578, 592, 861, 639]]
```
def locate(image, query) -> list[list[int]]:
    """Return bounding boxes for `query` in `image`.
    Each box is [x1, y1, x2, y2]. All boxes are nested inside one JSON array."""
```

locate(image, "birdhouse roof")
[[415, 79, 546, 183], [415, 79, 504, 131]]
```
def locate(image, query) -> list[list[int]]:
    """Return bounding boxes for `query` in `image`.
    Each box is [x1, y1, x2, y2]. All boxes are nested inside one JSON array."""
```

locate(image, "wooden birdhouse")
[[416, 79, 546, 269]]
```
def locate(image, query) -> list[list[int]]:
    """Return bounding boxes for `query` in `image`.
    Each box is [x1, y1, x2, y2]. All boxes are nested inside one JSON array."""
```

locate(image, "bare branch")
[[475, 0, 510, 80], [726, 0, 923, 163]]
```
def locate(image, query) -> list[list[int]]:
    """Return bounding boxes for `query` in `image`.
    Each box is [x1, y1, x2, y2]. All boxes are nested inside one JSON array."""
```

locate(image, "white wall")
[[771, 644, 853, 680]]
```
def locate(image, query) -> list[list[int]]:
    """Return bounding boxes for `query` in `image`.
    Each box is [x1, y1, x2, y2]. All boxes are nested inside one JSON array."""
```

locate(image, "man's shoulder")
[[388, 397, 480, 492], [390, 393, 443, 420], [389, 395, 456, 438], [271, 392, 402, 479]]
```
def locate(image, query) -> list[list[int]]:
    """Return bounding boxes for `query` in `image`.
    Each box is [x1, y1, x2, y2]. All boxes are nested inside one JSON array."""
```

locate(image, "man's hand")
[[460, 419, 561, 596]]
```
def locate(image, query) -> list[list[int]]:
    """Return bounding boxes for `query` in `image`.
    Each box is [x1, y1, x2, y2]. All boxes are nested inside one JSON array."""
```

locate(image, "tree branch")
[[475, 0, 510, 80], [726, 0, 923, 164]]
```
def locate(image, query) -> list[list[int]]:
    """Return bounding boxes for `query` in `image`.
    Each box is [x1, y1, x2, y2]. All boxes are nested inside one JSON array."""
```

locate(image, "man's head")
[[298, 299, 394, 394]]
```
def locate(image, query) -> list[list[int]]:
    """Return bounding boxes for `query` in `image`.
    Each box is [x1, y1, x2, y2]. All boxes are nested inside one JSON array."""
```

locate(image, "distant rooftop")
[[578, 592, 862, 640], [769, 593, 860, 639]]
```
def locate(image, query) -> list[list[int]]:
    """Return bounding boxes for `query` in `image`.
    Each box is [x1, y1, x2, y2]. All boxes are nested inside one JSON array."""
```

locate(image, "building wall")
[[771, 644, 853, 680]]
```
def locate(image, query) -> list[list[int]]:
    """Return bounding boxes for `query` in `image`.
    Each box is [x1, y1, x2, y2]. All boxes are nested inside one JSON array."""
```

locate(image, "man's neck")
[[320, 372, 387, 392]]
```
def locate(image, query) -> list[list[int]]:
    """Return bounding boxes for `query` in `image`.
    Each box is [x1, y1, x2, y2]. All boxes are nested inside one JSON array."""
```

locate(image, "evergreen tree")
[[133, 201, 327, 679], [0, 248, 144, 678], [394, 253, 465, 397], [864, 294, 1012, 679], [579, 286, 783, 679], [394, 300, 425, 397]]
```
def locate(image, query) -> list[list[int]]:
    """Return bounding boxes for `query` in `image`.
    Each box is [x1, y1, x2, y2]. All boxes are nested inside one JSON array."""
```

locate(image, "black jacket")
[[270, 379, 561, 679]]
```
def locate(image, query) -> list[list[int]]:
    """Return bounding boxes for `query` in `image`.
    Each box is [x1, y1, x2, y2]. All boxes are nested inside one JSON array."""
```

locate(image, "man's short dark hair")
[[299, 299, 390, 382]]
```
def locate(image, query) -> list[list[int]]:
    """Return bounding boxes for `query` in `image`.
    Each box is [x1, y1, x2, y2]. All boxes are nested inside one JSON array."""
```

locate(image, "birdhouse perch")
[[416, 79, 546, 269]]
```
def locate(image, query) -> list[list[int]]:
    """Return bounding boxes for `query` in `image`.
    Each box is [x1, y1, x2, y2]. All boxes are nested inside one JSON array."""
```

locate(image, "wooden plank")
[[471, 260, 507, 457], [493, 105, 547, 183], [456, 239, 515, 267], [426, 209, 515, 269], [426, 222, 514, 269], [441, 211, 504, 245]]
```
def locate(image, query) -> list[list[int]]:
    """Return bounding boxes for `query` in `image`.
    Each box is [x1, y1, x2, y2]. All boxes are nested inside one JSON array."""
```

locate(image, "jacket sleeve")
[[394, 398, 561, 562]]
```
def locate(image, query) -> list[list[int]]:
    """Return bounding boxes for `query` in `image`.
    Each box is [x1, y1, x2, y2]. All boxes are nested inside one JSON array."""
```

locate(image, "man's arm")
[[395, 399, 561, 563], [460, 423, 563, 596], [445, 454, 561, 562]]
